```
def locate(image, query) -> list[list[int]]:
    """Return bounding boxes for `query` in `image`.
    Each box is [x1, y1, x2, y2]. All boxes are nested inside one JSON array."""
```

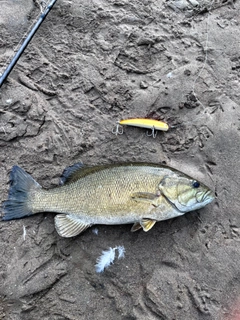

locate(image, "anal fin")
[[54, 214, 90, 238]]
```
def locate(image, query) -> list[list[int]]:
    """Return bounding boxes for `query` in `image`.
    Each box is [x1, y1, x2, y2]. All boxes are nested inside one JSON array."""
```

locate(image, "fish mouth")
[[162, 189, 215, 213], [197, 190, 215, 203]]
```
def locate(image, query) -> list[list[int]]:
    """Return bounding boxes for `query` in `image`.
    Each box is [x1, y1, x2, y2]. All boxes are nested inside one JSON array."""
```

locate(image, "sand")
[[0, 0, 240, 319]]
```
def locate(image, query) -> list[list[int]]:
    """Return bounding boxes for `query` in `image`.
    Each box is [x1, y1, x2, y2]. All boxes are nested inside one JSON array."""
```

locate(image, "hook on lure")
[[146, 127, 158, 138], [112, 123, 124, 135]]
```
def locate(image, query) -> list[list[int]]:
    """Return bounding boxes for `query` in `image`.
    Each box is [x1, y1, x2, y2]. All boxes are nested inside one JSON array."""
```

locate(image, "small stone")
[[140, 81, 148, 89], [184, 69, 191, 76]]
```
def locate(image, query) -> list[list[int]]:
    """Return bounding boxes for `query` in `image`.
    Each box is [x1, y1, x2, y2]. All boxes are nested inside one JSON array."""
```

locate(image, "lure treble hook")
[[146, 127, 158, 138], [112, 123, 124, 136]]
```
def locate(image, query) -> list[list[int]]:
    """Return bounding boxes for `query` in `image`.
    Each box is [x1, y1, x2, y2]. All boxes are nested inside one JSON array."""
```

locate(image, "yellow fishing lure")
[[119, 118, 169, 131]]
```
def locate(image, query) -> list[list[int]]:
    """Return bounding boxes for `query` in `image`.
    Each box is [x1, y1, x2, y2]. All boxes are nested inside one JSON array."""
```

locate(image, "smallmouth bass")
[[2, 163, 214, 238]]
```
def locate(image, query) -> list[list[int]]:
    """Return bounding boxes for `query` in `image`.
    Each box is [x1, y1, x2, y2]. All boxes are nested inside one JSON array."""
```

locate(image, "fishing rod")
[[0, 0, 57, 89]]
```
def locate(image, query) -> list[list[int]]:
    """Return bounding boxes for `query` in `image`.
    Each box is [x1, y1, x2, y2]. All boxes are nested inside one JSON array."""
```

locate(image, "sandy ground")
[[0, 0, 240, 319]]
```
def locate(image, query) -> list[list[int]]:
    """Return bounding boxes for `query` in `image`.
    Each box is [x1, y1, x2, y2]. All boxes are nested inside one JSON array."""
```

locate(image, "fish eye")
[[192, 181, 200, 188]]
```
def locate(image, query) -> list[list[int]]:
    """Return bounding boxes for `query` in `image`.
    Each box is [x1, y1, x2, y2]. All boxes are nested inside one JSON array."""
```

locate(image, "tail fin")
[[2, 166, 41, 221]]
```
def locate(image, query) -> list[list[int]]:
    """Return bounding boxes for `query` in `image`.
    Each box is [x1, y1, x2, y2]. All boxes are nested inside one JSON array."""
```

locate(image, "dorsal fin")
[[60, 162, 170, 185], [60, 162, 85, 185], [60, 163, 124, 185]]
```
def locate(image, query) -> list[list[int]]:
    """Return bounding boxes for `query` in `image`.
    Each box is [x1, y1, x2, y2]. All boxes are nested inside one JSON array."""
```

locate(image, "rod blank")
[[0, 0, 57, 88]]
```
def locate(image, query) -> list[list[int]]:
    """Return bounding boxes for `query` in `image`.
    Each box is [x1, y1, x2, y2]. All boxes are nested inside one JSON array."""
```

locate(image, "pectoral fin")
[[131, 192, 159, 203], [131, 219, 157, 232], [54, 214, 90, 238]]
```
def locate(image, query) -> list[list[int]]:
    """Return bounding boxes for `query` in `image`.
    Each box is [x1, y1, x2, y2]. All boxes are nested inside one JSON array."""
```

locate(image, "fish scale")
[[32, 166, 162, 217]]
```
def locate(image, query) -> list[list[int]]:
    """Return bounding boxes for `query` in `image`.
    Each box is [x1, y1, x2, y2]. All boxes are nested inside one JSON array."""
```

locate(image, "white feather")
[[117, 246, 125, 259], [92, 228, 99, 235], [95, 245, 126, 273], [95, 247, 116, 273], [23, 225, 26, 241]]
